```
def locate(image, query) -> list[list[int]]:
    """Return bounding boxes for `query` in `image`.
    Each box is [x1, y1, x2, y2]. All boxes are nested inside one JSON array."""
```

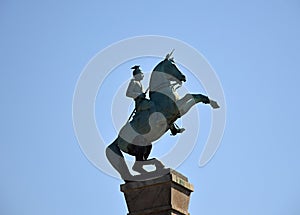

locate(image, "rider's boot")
[[170, 123, 185, 136]]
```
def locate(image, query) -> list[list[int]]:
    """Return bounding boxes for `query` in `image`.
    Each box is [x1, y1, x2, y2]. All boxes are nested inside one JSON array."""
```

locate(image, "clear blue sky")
[[1, 0, 300, 214]]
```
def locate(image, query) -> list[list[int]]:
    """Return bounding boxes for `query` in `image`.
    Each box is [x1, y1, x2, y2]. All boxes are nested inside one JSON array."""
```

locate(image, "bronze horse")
[[106, 53, 219, 181]]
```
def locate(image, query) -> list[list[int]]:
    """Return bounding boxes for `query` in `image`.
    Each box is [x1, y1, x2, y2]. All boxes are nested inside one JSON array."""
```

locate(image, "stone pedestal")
[[120, 169, 194, 215]]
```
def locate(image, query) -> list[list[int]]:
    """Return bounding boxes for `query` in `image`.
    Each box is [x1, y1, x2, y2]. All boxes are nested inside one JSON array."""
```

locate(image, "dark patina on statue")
[[106, 51, 219, 181]]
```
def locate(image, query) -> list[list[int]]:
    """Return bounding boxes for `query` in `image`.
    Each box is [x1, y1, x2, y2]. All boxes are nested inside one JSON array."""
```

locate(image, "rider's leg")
[[169, 123, 185, 135]]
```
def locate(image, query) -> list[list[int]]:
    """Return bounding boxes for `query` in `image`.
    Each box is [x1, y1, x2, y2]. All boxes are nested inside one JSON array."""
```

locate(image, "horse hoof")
[[132, 163, 148, 174], [153, 159, 165, 169], [210, 100, 220, 109]]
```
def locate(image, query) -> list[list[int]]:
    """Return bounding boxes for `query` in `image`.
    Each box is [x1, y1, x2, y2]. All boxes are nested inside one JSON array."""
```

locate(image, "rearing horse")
[[106, 53, 219, 181]]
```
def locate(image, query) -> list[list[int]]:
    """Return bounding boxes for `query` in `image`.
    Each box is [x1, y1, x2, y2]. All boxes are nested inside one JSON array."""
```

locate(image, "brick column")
[[120, 169, 194, 215]]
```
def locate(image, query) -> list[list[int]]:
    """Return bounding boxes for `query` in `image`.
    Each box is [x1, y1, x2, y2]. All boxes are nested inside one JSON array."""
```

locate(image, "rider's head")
[[131, 65, 144, 81]]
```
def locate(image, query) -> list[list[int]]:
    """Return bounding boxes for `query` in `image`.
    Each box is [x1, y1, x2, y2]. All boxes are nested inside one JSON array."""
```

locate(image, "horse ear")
[[165, 49, 175, 60], [165, 53, 170, 60], [169, 49, 175, 57]]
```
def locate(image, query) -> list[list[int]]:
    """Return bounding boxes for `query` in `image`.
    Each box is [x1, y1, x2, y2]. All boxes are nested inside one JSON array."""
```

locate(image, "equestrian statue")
[[106, 51, 220, 181]]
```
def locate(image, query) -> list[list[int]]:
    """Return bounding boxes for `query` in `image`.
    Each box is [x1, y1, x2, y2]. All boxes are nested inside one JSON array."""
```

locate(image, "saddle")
[[130, 97, 184, 136]]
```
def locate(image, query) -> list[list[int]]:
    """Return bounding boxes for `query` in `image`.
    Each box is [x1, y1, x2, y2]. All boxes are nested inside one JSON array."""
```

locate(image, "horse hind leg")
[[132, 144, 166, 175], [132, 145, 150, 174], [133, 157, 166, 174], [132, 143, 153, 174]]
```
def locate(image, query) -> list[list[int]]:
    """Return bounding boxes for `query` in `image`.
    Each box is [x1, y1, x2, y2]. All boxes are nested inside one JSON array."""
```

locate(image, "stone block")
[[120, 169, 194, 215]]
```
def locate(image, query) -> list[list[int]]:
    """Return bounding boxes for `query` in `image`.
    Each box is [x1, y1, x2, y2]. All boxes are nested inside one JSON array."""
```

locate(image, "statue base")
[[120, 169, 194, 215]]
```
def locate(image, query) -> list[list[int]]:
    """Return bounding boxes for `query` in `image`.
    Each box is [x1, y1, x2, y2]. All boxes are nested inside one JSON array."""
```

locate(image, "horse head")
[[152, 51, 186, 84], [163, 58, 186, 83]]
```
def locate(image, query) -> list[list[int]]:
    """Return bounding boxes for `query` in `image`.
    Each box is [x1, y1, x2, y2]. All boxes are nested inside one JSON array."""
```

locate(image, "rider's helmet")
[[131, 65, 143, 76]]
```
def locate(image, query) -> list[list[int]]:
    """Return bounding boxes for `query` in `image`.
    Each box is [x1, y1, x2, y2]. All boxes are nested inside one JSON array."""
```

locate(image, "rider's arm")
[[126, 80, 143, 99]]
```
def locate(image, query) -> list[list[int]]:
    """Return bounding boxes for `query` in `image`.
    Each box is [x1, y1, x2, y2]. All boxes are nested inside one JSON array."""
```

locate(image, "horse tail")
[[106, 137, 123, 158], [106, 137, 133, 180]]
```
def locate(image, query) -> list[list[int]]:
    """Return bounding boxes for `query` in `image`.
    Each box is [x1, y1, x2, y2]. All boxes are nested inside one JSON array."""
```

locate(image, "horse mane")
[[153, 60, 165, 72]]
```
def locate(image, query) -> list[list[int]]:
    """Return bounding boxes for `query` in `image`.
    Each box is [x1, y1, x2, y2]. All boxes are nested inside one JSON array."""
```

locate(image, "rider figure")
[[126, 65, 185, 136], [126, 65, 149, 112]]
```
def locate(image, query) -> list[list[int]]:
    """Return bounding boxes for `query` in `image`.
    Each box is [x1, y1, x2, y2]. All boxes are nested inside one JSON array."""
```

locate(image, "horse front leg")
[[176, 93, 219, 116], [191, 94, 220, 109], [176, 93, 205, 116]]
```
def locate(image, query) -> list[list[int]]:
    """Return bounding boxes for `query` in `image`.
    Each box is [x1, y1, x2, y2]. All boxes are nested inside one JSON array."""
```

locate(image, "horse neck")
[[149, 71, 170, 92]]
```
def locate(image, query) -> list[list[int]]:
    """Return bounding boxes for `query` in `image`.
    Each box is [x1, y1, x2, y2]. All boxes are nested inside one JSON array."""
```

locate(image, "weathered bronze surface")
[[106, 52, 219, 181]]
